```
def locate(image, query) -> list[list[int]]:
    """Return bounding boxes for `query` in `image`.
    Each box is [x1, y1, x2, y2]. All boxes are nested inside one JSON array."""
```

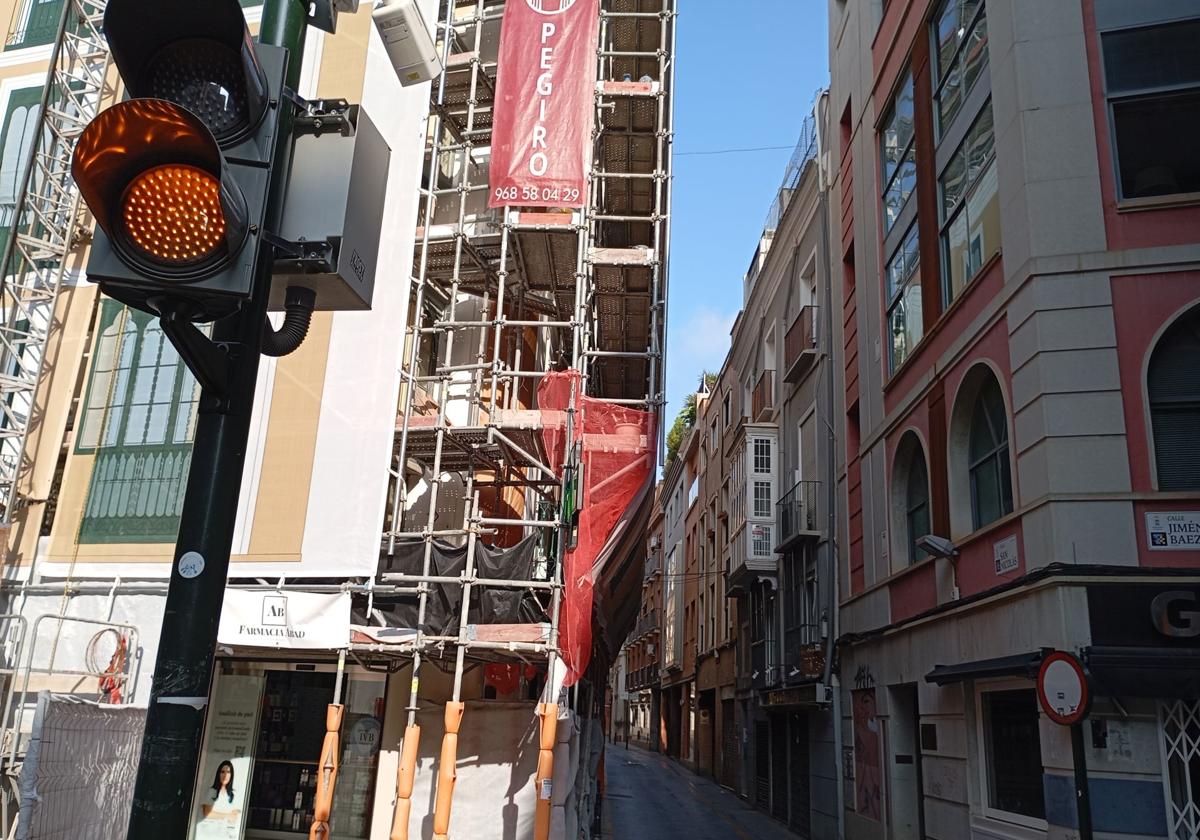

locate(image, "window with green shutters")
[[76, 301, 202, 543], [0, 86, 41, 258], [5, 0, 65, 50]]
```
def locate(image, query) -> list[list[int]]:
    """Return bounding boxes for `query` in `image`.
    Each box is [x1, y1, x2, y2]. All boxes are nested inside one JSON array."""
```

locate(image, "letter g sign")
[[1151, 591, 1200, 638]]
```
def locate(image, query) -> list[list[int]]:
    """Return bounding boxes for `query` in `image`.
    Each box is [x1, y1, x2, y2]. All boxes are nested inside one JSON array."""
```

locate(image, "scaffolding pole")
[[385, 1, 674, 837]]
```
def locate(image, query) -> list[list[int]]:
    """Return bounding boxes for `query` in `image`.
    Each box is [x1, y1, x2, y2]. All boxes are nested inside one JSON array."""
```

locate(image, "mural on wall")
[[852, 688, 882, 821]]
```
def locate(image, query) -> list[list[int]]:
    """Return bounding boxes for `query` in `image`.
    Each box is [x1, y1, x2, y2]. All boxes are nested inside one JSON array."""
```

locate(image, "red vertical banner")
[[488, 0, 599, 209]]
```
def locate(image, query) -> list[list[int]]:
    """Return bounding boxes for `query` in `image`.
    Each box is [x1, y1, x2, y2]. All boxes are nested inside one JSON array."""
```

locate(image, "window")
[[76, 302, 201, 543], [905, 449, 930, 565], [752, 438, 771, 474], [939, 103, 999, 303], [931, 0, 989, 138], [752, 481, 772, 519], [880, 69, 915, 233], [1148, 308, 1200, 490], [981, 688, 1045, 822], [722, 393, 731, 428], [751, 524, 772, 558], [0, 86, 40, 251], [968, 375, 1012, 529], [6, 0, 64, 51], [886, 224, 923, 371], [1101, 18, 1200, 199]]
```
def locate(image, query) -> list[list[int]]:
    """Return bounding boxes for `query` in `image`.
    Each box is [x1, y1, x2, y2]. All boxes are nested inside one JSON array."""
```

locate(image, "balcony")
[[726, 521, 777, 591], [777, 480, 821, 551], [783, 306, 819, 383], [752, 370, 775, 421], [628, 664, 658, 691], [632, 609, 659, 640]]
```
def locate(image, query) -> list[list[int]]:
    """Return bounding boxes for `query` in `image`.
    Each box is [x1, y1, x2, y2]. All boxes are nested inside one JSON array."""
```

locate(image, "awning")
[[1086, 646, 1200, 699], [925, 651, 1044, 686]]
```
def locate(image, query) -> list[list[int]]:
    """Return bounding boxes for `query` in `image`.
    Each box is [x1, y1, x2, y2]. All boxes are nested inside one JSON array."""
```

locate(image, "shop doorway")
[[193, 663, 386, 840], [789, 712, 811, 837], [1161, 699, 1200, 840], [719, 699, 737, 789], [771, 716, 788, 821], [888, 684, 924, 840], [755, 722, 771, 809]]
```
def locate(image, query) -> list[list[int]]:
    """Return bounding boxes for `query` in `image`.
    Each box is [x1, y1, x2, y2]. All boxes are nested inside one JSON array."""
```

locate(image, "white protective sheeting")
[[549, 709, 580, 840], [17, 693, 146, 840], [400, 701, 541, 840]]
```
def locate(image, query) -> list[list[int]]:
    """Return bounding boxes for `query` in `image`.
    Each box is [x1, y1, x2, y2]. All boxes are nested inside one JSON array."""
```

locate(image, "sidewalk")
[[600, 743, 803, 840]]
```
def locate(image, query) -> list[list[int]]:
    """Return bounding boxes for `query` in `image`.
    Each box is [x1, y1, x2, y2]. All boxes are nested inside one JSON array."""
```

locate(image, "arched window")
[[905, 449, 930, 564], [890, 431, 931, 569], [968, 376, 1013, 528], [1148, 308, 1200, 490]]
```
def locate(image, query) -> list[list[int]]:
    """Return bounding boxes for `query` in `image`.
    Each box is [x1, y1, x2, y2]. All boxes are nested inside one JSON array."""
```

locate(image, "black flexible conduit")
[[261, 285, 317, 357]]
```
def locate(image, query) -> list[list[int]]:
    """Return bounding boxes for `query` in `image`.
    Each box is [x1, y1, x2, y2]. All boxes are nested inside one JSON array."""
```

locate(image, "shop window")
[[880, 69, 915, 233], [886, 224, 922, 371], [931, 0, 989, 138], [1101, 17, 1200, 199], [939, 102, 999, 304], [1148, 307, 1200, 490], [241, 670, 384, 838], [968, 374, 1012, 529], [980, 688, 1046, 823], [76, 301, 201, 543]]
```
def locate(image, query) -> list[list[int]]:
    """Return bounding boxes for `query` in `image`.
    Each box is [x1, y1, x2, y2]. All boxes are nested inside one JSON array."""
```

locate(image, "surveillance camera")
[[373, 0, 443, 86], [916, 534, 959, 559]]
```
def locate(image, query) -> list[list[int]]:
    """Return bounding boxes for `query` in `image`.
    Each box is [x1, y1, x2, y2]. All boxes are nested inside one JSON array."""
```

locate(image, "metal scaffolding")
[[0, 0, 114, 525], [381, 0, 674, 833]]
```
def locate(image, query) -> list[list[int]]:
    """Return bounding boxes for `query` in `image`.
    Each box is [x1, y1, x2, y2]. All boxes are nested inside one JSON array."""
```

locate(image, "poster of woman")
[[194, 757, 251, 839], [188, 674, 264, 840]]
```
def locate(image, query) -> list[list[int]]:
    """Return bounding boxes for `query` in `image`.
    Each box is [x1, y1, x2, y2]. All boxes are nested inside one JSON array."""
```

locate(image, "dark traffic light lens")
[[144, 40, 251, 144], [121, 164, 227, 268]]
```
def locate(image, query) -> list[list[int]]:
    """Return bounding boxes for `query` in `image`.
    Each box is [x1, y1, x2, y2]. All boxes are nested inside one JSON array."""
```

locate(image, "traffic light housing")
[[72, 0, 287, 321]]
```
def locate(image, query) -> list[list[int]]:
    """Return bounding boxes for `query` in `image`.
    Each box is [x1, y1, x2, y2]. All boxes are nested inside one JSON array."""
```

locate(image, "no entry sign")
[[1037, 651, 1091, 726]]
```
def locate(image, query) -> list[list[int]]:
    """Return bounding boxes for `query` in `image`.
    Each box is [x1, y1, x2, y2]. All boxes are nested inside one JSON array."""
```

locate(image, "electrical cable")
[[675, 144, 796, 157]]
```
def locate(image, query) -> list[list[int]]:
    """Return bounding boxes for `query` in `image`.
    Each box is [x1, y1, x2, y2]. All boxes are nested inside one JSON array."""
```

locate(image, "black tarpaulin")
[[374, 536, 548, 635]]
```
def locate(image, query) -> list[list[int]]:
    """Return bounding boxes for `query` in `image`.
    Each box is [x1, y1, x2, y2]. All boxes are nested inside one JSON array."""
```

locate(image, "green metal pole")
[[125, 2, 309, 837]]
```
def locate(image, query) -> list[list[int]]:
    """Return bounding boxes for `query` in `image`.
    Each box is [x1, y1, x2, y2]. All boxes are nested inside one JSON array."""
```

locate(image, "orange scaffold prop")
[[308, 704, 344, 840]]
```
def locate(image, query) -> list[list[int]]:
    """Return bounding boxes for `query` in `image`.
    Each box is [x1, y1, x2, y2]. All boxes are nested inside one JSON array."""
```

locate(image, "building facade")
[[830, 1, 1200, 839], [624, 488, 664, 750]]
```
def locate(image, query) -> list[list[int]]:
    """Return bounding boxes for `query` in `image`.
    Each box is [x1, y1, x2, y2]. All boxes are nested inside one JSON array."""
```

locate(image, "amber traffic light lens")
[[144, 40, 250, 143], [121, 164, 227, 267]]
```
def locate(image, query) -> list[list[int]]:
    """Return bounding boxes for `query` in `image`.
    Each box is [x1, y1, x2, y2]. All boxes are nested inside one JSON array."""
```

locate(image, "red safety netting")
[[538, 370, 656, 686]]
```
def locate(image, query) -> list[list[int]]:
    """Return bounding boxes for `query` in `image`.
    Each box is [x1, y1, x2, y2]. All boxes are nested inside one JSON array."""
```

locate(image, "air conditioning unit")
[[373, 0, 442, 86]]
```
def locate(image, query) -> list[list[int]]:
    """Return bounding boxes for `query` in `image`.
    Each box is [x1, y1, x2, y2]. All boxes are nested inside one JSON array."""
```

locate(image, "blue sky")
[[665, 2, 829, 422]]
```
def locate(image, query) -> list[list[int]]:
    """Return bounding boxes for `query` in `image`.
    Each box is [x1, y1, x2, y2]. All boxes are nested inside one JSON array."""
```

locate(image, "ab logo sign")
[[526, 0, 578, 13]]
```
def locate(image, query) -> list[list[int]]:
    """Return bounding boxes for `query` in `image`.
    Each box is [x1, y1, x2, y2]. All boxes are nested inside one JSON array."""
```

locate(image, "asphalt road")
[[600, 743, 800, 840]]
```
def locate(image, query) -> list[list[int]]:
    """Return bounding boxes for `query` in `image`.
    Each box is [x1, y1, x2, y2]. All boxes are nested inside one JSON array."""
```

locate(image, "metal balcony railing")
[[777, 480, 821, 549], [79, 444, 192, 543], [752, 370, 775, 421], [633, 609, 659, 640], [783, 305, 819, 383]]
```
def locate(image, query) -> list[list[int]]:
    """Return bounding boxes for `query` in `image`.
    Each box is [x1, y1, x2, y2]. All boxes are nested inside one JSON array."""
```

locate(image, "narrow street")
[[601, 745, 800, 840]]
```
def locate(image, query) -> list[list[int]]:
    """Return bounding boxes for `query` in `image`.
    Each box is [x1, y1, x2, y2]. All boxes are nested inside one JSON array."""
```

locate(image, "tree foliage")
[[664, 371, 717, 467]]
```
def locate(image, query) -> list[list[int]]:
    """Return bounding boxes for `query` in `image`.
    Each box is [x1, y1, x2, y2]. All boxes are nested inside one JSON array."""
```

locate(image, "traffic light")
[[71, 0, 287, 321]]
